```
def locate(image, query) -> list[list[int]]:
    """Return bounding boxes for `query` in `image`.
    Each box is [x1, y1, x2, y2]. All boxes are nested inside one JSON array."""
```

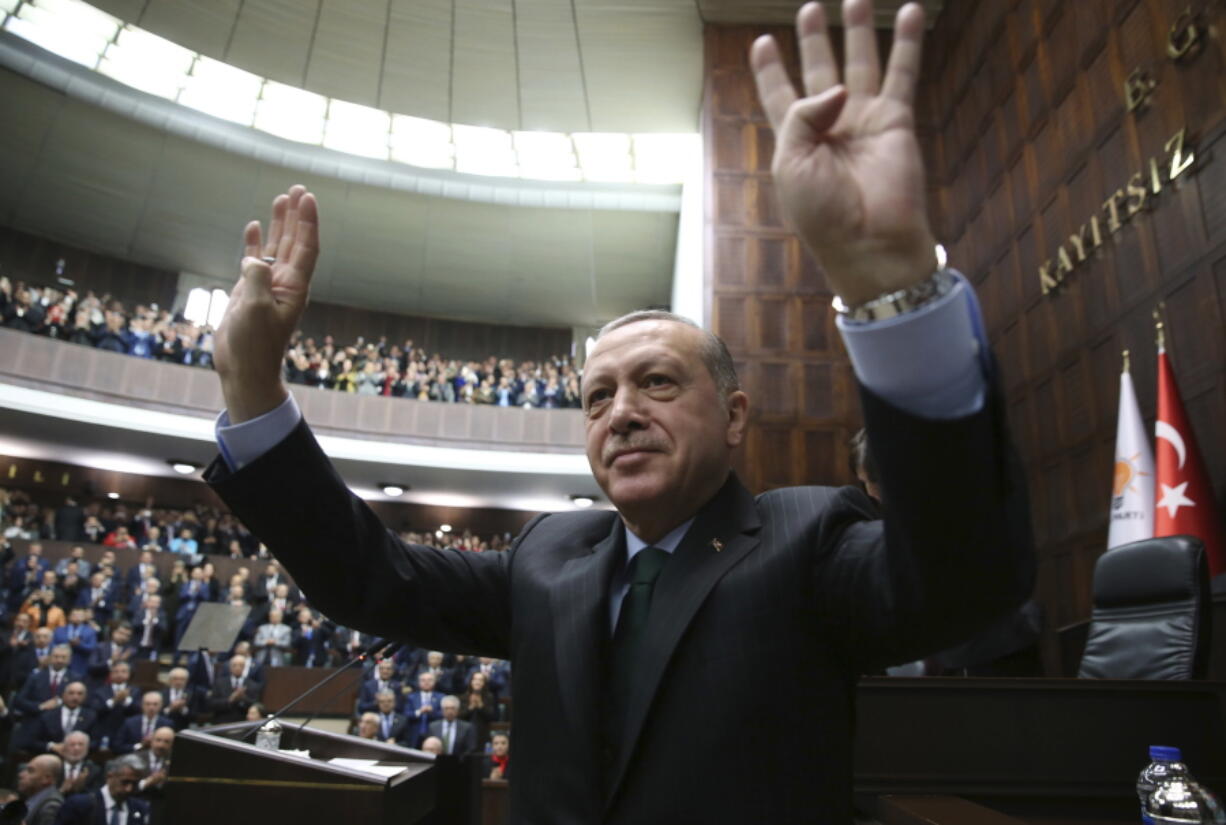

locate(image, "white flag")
[[1107, 367, 1154, 548]]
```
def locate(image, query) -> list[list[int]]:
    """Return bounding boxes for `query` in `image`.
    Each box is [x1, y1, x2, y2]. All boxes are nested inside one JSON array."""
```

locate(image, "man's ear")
[[725, 391, 749, 447]]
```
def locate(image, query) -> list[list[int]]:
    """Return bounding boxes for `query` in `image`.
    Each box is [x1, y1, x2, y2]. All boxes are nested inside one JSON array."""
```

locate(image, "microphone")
[[239, 636, 403, 743]]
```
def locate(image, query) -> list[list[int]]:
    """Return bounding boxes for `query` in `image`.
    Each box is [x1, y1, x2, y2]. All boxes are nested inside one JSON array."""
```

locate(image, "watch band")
[[832, 268, 957, 322]]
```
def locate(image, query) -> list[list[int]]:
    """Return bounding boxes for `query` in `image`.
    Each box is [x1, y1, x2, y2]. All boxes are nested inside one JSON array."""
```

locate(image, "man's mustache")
[[603, 437, 668, 466]]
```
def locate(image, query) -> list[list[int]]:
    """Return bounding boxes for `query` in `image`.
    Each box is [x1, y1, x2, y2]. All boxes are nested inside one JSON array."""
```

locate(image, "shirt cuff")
[[836, 271, 987, 420], [215, 394, 303, 472]]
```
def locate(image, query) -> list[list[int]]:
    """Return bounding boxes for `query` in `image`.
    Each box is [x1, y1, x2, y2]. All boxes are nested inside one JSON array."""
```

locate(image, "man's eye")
[[645, 375, 673, 388], [587, 389, 610, 406]]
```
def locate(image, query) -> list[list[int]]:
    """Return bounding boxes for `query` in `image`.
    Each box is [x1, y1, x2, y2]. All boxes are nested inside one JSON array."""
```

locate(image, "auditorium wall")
[[704, 0, 1226, 638]]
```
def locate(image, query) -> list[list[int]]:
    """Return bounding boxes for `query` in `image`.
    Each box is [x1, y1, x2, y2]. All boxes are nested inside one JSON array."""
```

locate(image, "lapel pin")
[[711, 538, 723, 552]]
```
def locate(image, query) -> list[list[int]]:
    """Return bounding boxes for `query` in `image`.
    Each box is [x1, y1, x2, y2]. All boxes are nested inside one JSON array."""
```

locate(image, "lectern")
[[166, 722, 436, 825]]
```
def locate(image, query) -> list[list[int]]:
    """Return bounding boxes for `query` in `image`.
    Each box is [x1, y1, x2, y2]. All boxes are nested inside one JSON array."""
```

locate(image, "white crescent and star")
[[1155, 420, 1187, 469], [1157, 481, 1196, 519]]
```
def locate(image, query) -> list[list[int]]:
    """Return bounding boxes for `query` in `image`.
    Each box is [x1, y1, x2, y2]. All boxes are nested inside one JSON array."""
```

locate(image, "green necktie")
[[609, 547, 671, 728]]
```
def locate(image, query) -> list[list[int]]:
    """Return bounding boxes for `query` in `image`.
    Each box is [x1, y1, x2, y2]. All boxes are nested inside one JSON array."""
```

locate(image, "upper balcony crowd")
[[1, 276, 584, 409]]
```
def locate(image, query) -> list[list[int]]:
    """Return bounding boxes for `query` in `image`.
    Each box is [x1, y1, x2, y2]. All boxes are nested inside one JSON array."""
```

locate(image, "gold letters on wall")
[[1038, 6, 1207, 297], [1039, 129, 1195, 295]]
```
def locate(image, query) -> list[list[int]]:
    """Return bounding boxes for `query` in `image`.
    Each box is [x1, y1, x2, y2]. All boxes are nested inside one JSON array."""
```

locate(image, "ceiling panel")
[[379, 0, 453, 119], [451, 0, 520, 128], [138, 0, 242, 58], [514, 0, 590, 132], [225, 0, 315, 89], [304, 0, 386, 106]]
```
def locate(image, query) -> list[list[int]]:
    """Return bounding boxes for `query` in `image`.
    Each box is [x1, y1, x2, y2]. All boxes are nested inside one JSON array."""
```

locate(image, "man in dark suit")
[[58, 731, 102, 797], [123, 551, 158, 602], [159, 667, 198, 731], [209, 653, 262, 723], [13, 644, 76, 736], [22, 680, 95, 754], [130, 595, 167, 660], [89, 661, 139, 747], [55, 754, 151, 825], [203, 3, 1034, 821], [427, 696, 477, 755], [403, 671, 443, 748], [85, 624, 136, 686], [77, 571, 119, 629], [111, 692, 172, 755], [356, 658, 405, 714], [371, 690, 411, 746], [52, 608, 98, 676]]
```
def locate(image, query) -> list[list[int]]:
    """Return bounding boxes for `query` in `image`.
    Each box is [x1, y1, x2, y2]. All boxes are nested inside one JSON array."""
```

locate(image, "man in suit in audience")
[[204, 4, 1034, 820], [112, 692, 172, 755], [291, 608, 329, 666], [125, 579, 160, 623], [124, 551, 158, 600], [413, 650, 456, 695], [159, 666, 198, 731], [77, 571, 118, 628], [404, 671, 442, 748], [209, 653, 262, 723], [372, 690, 411, 746], [355, 712, 381, 740], [131, 594, 167, 660], [14, 644, 76, 739], [89, 661, 139, 746], [58, 731, 102, 797], [357, 658, 404, 714], [52, 608, 98, 675], [427, 696, 477, 755], [55, 754, 151, 825], [1, 612, 36, 692], [86, 624, 136, 686], [16, 753, 64, 825], [23, 680, 95, 754], [54, 546, 91, 579], [134, 726, 173, 820], [252, 608, 292, 667]]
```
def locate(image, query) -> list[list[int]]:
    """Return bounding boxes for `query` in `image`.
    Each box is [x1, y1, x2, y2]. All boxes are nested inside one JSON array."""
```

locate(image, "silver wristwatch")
[[832, 268, 957, 322]]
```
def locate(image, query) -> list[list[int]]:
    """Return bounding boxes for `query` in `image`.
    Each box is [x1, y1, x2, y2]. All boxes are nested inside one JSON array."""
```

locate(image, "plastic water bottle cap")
[[1148, 745, 1182, 761]]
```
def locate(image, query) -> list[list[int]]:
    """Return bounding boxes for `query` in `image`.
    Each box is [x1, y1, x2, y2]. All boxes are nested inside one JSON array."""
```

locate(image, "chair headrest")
[[1093, 536, 1206, 607]]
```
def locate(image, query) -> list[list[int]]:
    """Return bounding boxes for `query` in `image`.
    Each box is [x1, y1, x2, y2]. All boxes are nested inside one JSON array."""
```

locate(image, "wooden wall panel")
[[703, 24, 856, 495], [704, 0, 1226, 658], [919, 0, 1226, 641]]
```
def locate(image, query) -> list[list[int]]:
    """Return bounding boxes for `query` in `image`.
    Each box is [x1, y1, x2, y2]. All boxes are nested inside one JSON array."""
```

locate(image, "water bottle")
[[1138, 745, 1226, 824], [1139, 746, 1187, 823]]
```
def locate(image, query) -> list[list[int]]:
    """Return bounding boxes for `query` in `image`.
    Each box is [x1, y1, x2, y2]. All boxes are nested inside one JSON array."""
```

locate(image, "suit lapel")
[[605, 475, 761, 806], [550, 519, 623, 745]]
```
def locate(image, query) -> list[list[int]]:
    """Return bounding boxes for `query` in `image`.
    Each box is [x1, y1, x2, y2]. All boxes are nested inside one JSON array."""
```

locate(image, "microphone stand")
[[238, 639, 401, 743]]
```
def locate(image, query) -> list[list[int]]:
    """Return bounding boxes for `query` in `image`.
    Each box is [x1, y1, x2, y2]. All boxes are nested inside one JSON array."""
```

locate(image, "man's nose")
[[608, 388, 648, 433]]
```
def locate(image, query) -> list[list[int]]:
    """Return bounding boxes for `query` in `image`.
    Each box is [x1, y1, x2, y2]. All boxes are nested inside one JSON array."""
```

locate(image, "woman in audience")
[[485, 732, 510, 780], [459, 670, 497, 748]]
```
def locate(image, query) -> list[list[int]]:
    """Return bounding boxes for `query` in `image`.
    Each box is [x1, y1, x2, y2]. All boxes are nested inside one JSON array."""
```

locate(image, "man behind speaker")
[[204, 0, 1034, 821]]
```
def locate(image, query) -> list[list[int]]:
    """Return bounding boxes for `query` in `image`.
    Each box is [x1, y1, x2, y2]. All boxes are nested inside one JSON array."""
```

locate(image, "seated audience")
[[420, 736, 443, 755], [358, 659, 405, 715], [291, 608, 328, 667], [404, 671, 443, 748], [355, 712, 380, 741], [90, 661, 139, 747], [14, 644, 76, 731], [159, 667, 197, 731], [373, 690, 411, 746], [51, 608, 97, 675], [253, 609, 292, 667], [132, 594, 167, 660], [209, 654, 262, 723], [86, 624, 136, 686]]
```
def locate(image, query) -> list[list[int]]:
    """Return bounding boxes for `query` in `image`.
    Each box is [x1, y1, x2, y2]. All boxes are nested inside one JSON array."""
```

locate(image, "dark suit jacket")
[[159, 685, 200, 730], [87, 684, 140, 741], [427, 718, 477, 755], [371, 711, 412, 745], [22, 705, 96, 753], [112, 713, 174, 754], [24, 787, 63, 825], [14, 667, 77, 719], [206, 383, 1033, 825], [54, 790, 150, 825], [60, 759, 103, 797], [357, 677, 406, 714], [209, 673, 262, 723]]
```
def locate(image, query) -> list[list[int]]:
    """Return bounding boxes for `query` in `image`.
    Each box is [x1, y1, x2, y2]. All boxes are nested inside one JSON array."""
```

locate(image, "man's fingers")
[[784, 84, 848, 146], [276, 185, 307, 264], [842, 0, 880, 96], [286, 192, 321, 282], [880, 2, 924, 104], [750, 35, 797, 132], [243, 221, 263, 260], [263, 195, 289, 259], [798, 2, 838, 98], [239, 257, 274, 300]]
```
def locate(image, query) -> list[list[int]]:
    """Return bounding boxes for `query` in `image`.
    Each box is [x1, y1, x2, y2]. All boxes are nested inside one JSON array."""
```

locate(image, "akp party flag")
[[1107, 350, 1154, 549]]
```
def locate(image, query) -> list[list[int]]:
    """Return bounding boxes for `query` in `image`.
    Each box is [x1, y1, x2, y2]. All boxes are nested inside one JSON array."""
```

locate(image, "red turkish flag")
[[1154, 347, 1226, 576]]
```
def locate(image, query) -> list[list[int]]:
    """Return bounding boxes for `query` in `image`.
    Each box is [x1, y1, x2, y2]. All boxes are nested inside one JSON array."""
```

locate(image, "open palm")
[[751, 0, 935, 305]]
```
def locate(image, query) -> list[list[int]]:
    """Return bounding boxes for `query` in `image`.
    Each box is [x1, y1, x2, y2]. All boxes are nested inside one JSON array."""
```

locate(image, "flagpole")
[[1122, 349, 1130, 373], [1153, 305, 1165, 351]]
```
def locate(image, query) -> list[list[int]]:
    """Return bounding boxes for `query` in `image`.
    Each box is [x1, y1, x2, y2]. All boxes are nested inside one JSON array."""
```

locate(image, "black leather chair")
[[1079, 536, 1212, 679]]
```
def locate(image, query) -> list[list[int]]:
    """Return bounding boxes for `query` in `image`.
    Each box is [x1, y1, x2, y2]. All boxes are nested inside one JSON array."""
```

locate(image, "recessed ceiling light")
[[107, 492, 120, 500], [379, 483, 408, 497], [439, 524, 452, 533], [570, 495, 595, 508], [170, 461, 198, 475]]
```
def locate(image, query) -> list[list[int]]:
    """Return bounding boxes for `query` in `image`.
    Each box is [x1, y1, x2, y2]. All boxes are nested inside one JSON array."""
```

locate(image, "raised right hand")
[[214, 185, 320, 423]]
